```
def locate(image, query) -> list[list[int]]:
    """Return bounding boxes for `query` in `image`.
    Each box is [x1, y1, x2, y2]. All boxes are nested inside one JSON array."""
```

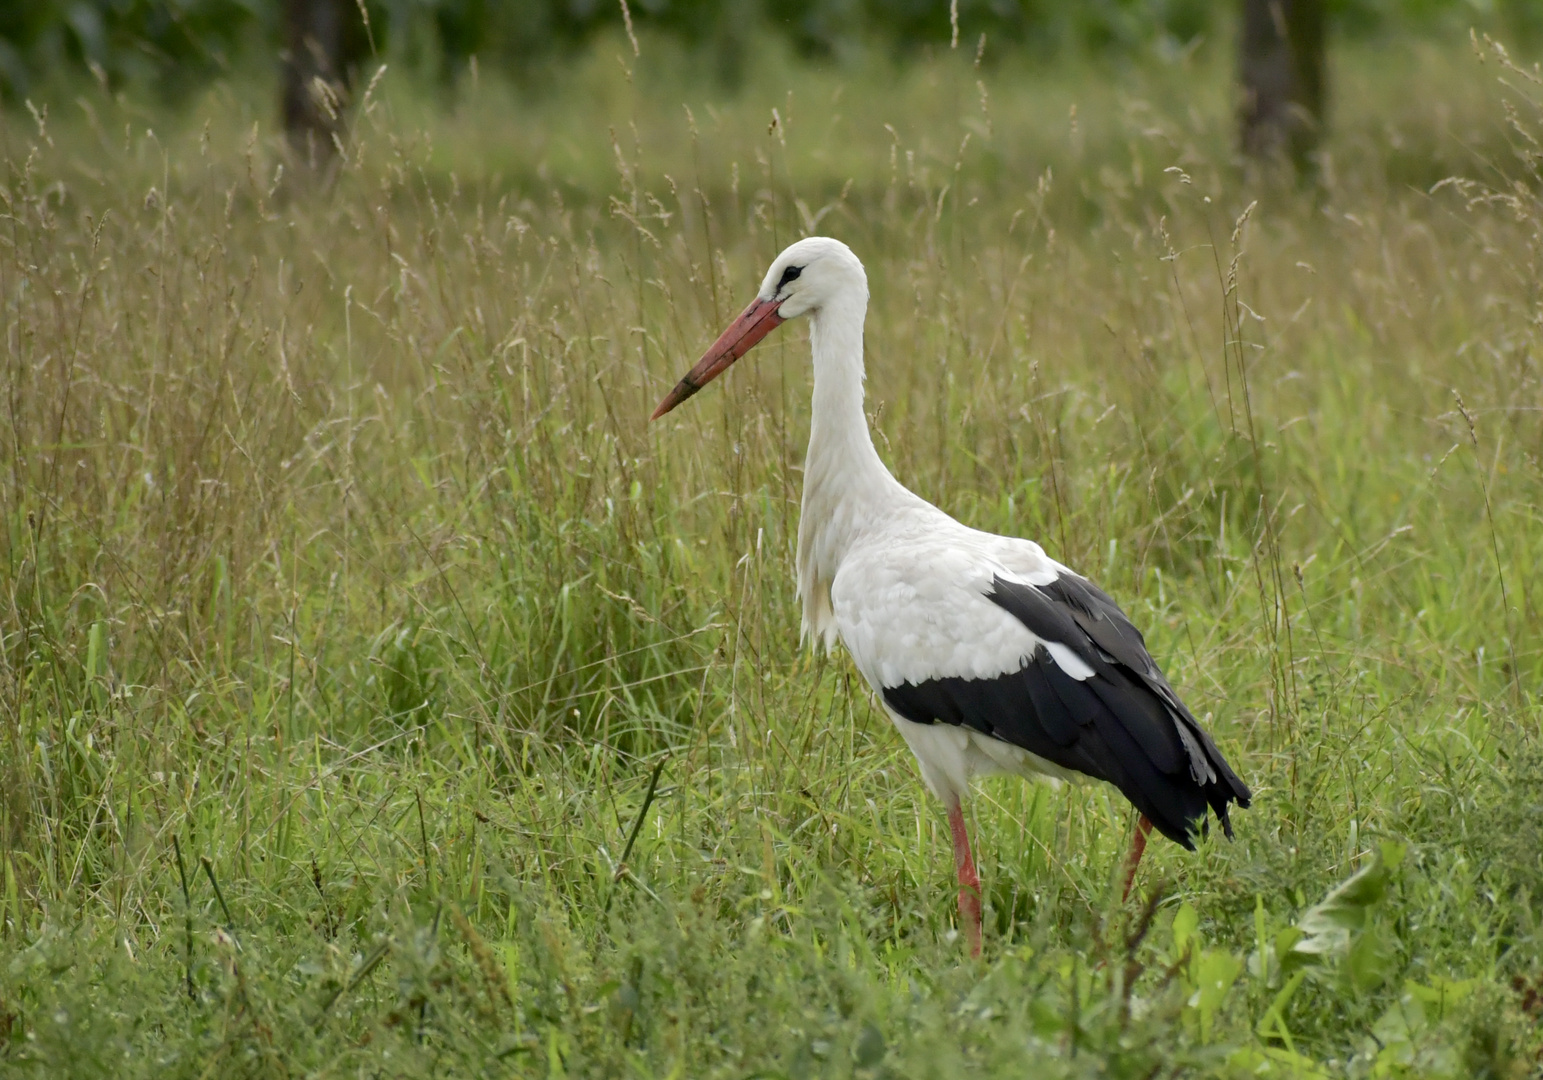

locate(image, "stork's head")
[[650, 236, 866, 420]]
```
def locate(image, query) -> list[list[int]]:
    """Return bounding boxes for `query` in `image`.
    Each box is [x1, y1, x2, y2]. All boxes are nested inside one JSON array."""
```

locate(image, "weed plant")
[[0, 31, 1541, 1078]]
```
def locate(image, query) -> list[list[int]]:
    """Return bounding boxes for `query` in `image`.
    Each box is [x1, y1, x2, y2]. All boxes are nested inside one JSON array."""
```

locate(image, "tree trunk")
[[281, 0, 363, 168], [1239, 0, 1326, 175]]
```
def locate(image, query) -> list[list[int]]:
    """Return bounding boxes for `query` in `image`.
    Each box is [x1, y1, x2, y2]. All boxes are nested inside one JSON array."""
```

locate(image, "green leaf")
[[1192, 948, 1242, 1043], [1346, 923, 1398, 992], [852, 1022, 885, 1067], [1172, 901, 1198, 961], [1226, 1043, 1332, 1079], [1289, 841, 1405, 970], [1256, 968, 1308, 1046], [1365, 982, 1473, 1080]]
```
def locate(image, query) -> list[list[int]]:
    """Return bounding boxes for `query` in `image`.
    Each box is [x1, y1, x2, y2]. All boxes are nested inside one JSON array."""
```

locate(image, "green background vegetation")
[[0, 13, 1542, 1080], [2, 0, 1543, 97]]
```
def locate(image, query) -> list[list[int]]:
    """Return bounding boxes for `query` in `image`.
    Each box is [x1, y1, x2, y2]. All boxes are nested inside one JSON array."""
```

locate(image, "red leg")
[[947, 800, 982, 958], [1120, 814, 1154, 902]]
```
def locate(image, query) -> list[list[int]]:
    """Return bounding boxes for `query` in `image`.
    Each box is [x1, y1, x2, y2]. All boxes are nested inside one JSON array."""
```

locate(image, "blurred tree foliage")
[[0, 0, 266, 97], [0, 0, 1537, 101]]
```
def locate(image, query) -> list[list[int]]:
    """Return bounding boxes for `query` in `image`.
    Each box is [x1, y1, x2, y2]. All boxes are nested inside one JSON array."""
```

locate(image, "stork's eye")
[[777, 265, 803, 290]]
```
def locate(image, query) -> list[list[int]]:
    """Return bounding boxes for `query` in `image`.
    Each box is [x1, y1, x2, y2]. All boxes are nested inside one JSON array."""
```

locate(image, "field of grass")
[[1, 27, 1542, 1078]]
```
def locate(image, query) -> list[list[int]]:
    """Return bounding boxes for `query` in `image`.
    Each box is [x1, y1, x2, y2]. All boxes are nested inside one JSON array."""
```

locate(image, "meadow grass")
[[0, 29, 1541, 1078]]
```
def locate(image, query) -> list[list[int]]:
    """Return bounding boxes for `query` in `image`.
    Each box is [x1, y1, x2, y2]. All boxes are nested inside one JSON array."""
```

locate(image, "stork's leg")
[[1119, 814, 1155, 902], [947, 800, 982, 958]]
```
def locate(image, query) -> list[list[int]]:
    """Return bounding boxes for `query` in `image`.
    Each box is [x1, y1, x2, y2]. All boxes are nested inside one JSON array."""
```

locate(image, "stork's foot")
[[947, 801, 982, 958], [1119, 814, 1155, 902]]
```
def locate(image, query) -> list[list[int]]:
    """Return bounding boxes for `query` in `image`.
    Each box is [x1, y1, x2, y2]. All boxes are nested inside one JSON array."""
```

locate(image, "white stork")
[[651, 237, 1250, 955]]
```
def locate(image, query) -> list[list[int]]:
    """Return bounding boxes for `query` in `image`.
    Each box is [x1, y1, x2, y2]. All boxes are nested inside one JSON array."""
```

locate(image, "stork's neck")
[[797, 288, 907, 643], [805, 292, 898, 510]]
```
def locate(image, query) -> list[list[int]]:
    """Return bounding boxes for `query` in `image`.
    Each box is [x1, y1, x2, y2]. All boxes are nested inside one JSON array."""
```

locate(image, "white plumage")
[[652, 236, 1250, 956]]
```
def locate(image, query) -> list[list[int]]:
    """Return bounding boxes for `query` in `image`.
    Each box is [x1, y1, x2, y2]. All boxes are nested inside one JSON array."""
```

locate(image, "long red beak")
[[650, 297, 785, 420]]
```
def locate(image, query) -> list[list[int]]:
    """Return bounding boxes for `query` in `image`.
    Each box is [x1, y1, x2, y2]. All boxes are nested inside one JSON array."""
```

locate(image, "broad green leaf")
[[1290, 841, 1406, 970], [1172, 901, 1199, 961]]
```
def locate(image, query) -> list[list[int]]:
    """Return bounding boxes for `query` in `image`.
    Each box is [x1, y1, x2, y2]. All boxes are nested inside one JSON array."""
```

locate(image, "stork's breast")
[[831, 542, 1042, 689]]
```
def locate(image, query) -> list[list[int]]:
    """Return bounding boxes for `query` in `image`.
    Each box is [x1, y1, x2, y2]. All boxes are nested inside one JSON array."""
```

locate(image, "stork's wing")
[[876, 568, 1250, 848]]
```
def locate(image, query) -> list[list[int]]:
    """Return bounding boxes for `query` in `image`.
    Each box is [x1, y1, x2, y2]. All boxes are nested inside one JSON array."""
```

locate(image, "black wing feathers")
[[882, 573, 1250, 850], [1024, 653, 1086, 746]]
